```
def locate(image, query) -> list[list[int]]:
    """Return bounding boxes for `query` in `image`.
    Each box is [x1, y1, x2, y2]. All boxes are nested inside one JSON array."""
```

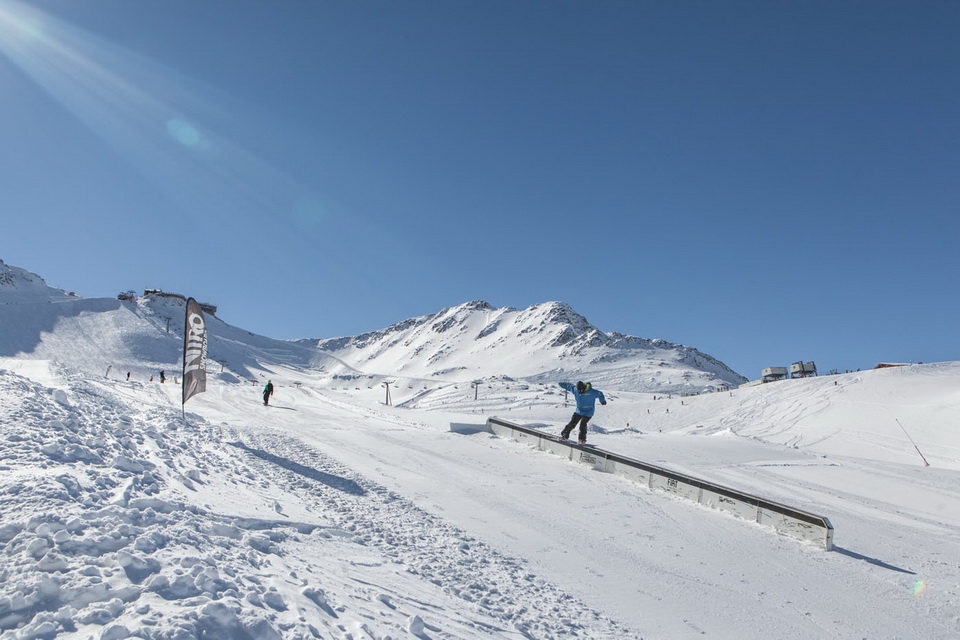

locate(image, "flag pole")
[[895, 418, 930, 467]]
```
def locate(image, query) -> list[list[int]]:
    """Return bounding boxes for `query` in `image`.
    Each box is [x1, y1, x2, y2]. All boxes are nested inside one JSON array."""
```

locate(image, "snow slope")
[[0, 260, 75, 304], [3, 262, 743, 398], [303, 300, 747, 394], [1, 261, 959, 639]]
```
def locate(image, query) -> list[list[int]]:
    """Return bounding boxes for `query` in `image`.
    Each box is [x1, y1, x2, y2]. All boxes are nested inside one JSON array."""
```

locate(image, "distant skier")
[[559, 381, 607, 443], [160, 370, 166, 384], [263, 380, 274, 406]]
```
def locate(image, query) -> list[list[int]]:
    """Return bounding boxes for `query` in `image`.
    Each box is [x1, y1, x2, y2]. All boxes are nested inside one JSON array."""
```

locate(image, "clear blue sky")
[[2, 0, 958, 378]]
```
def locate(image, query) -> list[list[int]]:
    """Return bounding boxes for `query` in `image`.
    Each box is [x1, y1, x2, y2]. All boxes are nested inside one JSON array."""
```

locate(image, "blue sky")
[[1, 0, 958, 379]]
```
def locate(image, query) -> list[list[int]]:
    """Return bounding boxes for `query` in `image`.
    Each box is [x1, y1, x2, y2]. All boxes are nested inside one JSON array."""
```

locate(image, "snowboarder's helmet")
[[576, 381, 586, 393]]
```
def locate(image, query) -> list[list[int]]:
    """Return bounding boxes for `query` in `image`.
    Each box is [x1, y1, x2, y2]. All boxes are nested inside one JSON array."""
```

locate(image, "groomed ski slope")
[[2, 354, 959, 639]]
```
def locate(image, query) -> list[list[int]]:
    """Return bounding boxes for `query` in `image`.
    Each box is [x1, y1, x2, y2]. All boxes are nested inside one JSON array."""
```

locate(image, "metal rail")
[[486, 417, 834, 549]]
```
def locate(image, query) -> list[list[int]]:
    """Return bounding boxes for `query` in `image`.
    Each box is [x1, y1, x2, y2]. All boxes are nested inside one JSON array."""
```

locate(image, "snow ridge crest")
[[0, 260, 72, 301], [314, 300, 746, 391]]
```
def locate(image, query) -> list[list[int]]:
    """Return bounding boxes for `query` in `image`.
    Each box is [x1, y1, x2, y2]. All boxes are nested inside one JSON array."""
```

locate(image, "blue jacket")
[[559, 382, 606, 417]]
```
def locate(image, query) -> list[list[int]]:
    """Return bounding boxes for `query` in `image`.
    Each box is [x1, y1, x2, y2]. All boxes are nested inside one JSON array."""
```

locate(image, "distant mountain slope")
[[0, 259, 74, 302], [1, 260, 743, 393], [0, 261, 351, 381], [303, 301, 746, 394]]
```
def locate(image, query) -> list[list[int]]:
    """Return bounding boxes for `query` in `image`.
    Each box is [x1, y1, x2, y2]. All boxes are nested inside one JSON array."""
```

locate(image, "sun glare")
[[0, 0, 210, 164], [0, 0, 321, 230]]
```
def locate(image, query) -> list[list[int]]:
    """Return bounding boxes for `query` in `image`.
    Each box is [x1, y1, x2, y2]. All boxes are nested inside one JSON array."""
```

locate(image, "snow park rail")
[[484, 417, 834, 549]]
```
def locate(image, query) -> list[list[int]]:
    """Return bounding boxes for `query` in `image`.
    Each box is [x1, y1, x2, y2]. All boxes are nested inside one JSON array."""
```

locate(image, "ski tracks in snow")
[[228, 426, 633, 639], [0, 370, 629, 639]]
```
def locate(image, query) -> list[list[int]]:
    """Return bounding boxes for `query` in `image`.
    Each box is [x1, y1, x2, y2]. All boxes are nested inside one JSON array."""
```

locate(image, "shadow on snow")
[[833, 546, 917, 575], [228, 441, 366, 496]]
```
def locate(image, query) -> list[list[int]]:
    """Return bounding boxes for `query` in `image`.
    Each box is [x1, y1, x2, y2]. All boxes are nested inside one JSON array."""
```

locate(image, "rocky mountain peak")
[[0, 260, 71, 301], [311, 300, 746, 392]]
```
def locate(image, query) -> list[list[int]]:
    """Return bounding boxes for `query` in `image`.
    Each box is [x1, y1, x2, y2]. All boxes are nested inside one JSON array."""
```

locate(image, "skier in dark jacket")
[[263, 381, 274, 406], [559, 381, 607, 443]]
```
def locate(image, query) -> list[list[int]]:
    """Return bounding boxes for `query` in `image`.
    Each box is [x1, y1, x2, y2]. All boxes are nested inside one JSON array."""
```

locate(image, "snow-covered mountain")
[[0, 262, 343, 384], [302, 300, 746, 393], [0, 259, 75, 303], [1, 258, 959, 639], [1, 261, 744, 394]]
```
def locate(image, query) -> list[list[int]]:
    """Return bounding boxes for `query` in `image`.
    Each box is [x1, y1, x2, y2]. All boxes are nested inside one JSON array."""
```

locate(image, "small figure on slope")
[[559, 381, 606, 444], [263, 380, 274, 406]]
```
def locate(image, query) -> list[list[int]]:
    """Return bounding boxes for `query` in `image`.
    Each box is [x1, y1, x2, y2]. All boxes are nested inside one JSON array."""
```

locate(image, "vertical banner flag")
[[183, 298, 207, 405]]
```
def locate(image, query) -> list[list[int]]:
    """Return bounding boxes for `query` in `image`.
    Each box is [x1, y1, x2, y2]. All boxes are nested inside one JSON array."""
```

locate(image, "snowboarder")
[[263, 380, 274, 406], [559, 381, 607, 443]]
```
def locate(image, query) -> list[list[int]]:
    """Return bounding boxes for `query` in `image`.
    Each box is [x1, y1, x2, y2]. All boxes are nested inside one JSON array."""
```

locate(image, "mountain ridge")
[[0, 259, 75, 302], [303, 299, 746, 392], [2, 260, 745, 393]]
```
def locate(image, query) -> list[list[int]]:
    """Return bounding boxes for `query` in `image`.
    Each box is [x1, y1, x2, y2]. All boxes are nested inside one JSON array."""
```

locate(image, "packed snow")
[[1, 261, 959, 639]]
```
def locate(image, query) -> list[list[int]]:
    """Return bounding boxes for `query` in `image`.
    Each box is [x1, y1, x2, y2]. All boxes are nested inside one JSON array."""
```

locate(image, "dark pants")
[[561, 413, 591, 441], [263, 392, 271, 405]]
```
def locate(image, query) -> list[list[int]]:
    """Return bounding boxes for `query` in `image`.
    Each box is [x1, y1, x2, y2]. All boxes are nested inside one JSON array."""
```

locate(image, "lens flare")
[[0, 0, 392, 279], [166, 118, 200, 147], [912, 579, 927, 596], [0, 0, 310, 226]]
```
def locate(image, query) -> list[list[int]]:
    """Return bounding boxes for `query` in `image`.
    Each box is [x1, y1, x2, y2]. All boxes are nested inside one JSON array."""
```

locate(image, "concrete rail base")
[[485, 417, 834, 549]]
